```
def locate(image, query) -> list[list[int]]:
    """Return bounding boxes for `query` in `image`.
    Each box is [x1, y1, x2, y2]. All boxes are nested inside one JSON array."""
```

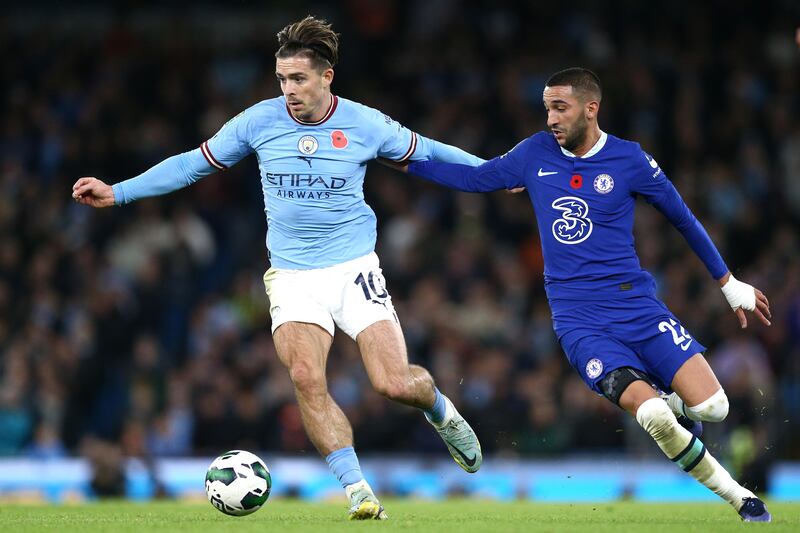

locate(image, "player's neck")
[[306, 92, 333, 123], [571, 126, 602, 157]]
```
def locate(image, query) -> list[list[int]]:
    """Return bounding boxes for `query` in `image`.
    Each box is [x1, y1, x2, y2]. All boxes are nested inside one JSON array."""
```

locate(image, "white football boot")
[[345, 480, 388, 520], [426, 396, 482, 473]]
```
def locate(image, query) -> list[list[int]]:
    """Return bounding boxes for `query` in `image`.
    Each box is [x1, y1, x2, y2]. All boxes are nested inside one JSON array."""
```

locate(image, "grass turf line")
[[1, 500, 796, 532]]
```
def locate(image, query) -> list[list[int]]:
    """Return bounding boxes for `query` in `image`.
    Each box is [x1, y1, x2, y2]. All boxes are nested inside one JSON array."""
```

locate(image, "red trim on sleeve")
[[396, 132, 418, 163], [201, 141, 226, 170]]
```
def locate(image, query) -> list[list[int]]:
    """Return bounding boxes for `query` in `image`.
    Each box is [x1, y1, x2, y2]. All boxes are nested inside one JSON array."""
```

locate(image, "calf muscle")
[[274, 321, 353, 456]]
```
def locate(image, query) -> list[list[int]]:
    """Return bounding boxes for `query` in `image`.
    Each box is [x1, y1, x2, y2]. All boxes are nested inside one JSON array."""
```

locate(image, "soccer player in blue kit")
[[399, 68, 772, 522], [72, 16, 483, 520]]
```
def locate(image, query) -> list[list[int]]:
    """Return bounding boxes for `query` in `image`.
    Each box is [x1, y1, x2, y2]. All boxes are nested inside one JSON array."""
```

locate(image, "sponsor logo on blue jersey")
[[266, 173, 347, 200], [265, 173, 347, 189], [551, 196, 593, 244], [644, 152, 662, 178]]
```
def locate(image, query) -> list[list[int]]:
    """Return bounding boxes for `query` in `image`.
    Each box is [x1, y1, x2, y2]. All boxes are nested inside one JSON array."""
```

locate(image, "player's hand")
[[506, 187, 526, 194], [72, 177, 115, 208], [719, 273, 771, 328]]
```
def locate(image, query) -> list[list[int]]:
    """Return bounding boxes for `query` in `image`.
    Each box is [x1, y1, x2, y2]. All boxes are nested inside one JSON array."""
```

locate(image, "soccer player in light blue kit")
[[398, 68, 772, 522], [72, 16, 483, 520]]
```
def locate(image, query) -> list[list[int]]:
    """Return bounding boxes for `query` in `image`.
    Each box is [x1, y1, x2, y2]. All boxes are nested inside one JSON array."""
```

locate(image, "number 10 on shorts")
[[354, 271, 388, 302]]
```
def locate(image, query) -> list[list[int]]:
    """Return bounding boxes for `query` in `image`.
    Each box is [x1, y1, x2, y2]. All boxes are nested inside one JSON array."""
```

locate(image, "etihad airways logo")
[[265, 173, 347, 189], [266, 173, 347, 200]]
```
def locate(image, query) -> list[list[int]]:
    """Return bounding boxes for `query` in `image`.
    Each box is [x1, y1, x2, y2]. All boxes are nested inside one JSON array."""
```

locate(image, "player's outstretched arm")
[[72, 177, 115, 208], [718, 272, 771, 328], [73, 149, 220, 208], [379, 158, 526, 194], [408, 158, 511, 193]]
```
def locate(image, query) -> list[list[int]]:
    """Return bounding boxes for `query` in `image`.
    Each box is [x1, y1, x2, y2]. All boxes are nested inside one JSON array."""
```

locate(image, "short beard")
[[562, 118, 588, 153]]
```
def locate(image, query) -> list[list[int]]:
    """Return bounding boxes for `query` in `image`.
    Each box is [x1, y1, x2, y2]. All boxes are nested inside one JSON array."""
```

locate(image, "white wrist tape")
[[720, 275, 756, 311]]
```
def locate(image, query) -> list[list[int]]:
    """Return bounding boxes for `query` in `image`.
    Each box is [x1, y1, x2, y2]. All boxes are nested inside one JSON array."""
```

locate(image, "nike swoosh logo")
[[680, 339, 692, 351], [538, 168, 558, 176], [451, 444, 477, 467]]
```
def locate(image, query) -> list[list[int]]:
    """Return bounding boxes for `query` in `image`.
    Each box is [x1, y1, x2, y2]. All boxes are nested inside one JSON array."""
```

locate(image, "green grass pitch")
[[2, 500, 797, 532]]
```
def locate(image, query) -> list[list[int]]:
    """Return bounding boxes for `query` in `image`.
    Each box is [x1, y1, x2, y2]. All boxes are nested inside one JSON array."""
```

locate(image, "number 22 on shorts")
[[658, 318, 693, 351]]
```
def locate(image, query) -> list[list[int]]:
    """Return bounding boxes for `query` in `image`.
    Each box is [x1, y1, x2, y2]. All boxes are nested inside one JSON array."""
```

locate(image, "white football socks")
[[636, 398, 754, 510], [665, 389, 729, 422], [344, 479, 373, 500]]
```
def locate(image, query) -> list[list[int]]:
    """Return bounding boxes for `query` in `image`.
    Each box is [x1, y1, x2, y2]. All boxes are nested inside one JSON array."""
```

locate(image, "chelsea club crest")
[[298, 135, 319, 155], [586, 358, 604, 379], [593, 174, 614, 194]]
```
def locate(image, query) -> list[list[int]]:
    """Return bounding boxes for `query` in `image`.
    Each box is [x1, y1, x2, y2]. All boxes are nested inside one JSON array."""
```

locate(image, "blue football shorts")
[[551, 295, 706, 395]]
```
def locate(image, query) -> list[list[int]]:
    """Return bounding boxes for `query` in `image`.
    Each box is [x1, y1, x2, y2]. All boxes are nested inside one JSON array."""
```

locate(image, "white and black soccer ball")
[[205, 450, 272, 516]]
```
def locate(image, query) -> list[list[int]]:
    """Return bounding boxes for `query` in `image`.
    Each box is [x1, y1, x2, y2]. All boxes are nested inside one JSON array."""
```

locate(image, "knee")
[[288, 362, 326, 395], [372, 378, 409, 402], [686, 389, 729, 422], [636, 397, 678, 439]]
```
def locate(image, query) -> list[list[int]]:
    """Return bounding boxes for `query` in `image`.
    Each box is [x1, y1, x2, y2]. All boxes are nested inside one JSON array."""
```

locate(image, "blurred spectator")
[[0, 386, 33, 456], [25, 422, 67, 460], [81, 437, 125, 498]]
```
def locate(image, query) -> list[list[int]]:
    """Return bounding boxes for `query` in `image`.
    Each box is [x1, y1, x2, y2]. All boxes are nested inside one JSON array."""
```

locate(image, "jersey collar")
[[559, 130, 607, 158], [286, 94, 338, 126]]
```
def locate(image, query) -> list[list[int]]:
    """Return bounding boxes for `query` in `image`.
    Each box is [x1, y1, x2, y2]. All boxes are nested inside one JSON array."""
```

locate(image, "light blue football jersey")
[[200, 95, 481, 269]]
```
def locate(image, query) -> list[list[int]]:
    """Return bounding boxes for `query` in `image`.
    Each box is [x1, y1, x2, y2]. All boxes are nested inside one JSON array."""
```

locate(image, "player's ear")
[[585, 100, 599, 120], [322, 68, 334, 87]]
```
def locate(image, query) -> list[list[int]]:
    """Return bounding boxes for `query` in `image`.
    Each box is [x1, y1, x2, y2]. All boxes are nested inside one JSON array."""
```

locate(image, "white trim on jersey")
[[200, 141, 226, 170], [560, 130, 608, 159], [396, 132, 418, 162]]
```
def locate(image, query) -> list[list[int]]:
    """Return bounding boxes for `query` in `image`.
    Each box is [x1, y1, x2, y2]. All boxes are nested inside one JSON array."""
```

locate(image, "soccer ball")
[[205, 450, 272, 516]]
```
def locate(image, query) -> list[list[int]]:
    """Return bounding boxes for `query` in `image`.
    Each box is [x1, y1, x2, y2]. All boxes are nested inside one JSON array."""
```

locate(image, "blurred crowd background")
[[2, 0, 799, 495]]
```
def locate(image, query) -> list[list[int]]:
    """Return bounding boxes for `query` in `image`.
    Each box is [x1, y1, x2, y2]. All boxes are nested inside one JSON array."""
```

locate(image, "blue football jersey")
[[201, 95, 482, 269], [409, 131, 728, 302]]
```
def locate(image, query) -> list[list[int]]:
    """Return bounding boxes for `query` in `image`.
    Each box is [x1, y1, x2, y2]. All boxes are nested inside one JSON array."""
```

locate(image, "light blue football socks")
[[326, 446, 364, 489], [424, 387, 447, 425]]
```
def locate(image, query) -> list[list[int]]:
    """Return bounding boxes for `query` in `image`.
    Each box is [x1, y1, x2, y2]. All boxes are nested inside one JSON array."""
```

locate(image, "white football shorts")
[[263, 252, 399, 340]]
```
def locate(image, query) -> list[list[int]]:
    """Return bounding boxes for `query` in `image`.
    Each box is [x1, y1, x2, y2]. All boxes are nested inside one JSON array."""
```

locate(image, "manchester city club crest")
[[297, 135, 319, 155], [586, 358, 604, 379], [593, 174, 614, 194]]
